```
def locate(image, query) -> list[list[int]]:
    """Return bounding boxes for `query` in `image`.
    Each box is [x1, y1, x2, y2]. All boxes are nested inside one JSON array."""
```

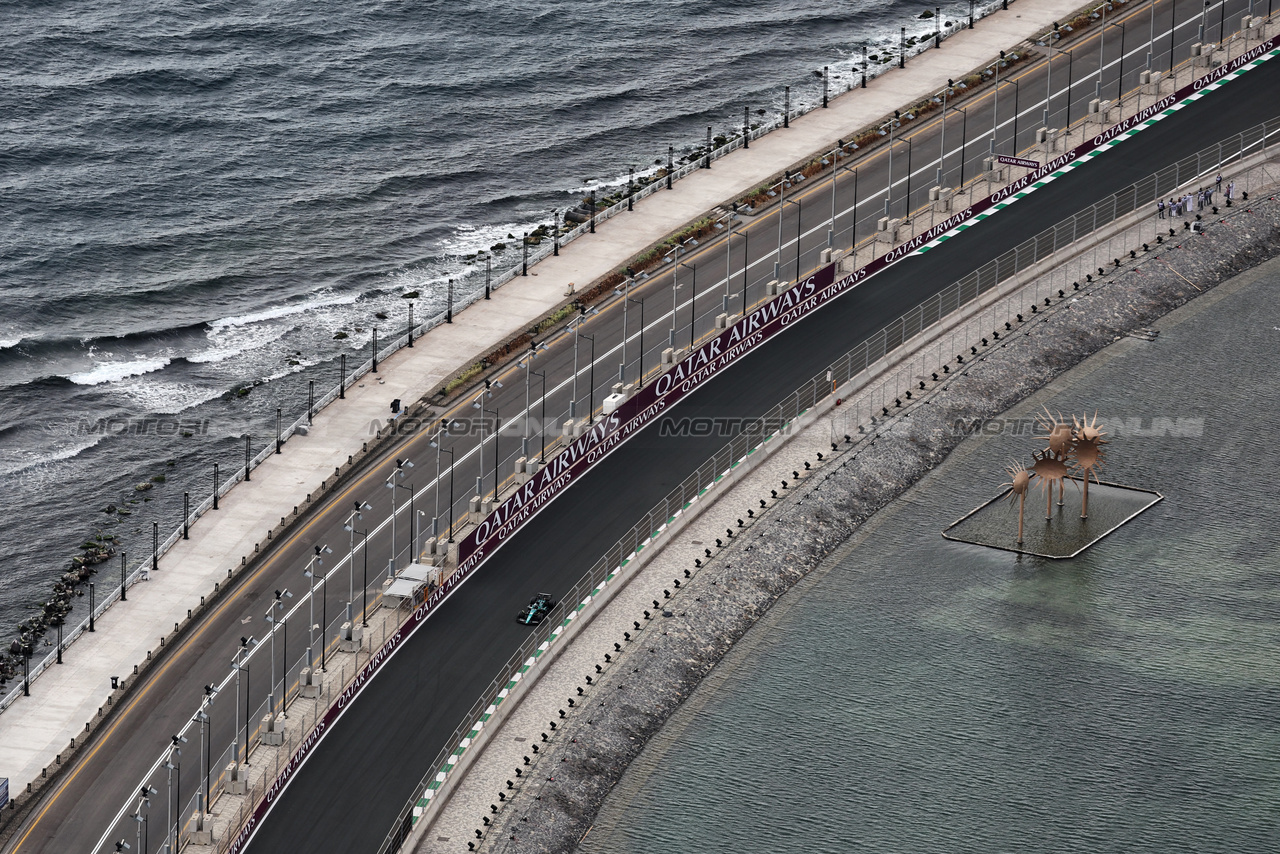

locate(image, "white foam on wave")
[[0, 435, 105, 477], [68, 356, 171, 385], [189, 322, 291, 365], [116, 376, 225, 415], [566, 163, 661, 196], [209, 291, 359, 331]]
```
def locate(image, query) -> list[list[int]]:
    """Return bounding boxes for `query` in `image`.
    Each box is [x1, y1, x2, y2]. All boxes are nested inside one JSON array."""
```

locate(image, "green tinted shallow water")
[[580, 260, 1280, 854]]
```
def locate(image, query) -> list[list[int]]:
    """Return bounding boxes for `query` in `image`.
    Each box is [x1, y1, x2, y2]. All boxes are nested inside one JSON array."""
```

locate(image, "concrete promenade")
[[0, 0, 1127, 812]]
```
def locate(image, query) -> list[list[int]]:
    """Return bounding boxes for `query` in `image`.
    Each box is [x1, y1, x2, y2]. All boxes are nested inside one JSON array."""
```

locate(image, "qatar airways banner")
[[455, 37, 1279, 570]]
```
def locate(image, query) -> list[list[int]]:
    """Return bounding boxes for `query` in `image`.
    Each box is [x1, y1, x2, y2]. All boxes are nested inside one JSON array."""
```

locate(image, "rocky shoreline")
[[478, 190, 1280, 852]]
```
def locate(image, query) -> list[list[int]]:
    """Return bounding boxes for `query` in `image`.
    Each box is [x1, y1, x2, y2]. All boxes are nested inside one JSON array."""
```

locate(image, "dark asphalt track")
[[247, 54, 1280, 854]]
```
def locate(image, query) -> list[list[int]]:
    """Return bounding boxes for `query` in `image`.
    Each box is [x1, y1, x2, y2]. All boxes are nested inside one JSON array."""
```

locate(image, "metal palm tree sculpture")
[[1071, 412, 1108, 519], [1002, 460, 1035, 544], [1030, 446, 1071, 520], [1037, 407, 1074, 507]]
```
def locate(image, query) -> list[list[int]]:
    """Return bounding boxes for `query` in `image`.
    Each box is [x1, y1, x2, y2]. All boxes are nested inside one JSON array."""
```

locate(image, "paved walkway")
[[0, 0, 1095, 803]]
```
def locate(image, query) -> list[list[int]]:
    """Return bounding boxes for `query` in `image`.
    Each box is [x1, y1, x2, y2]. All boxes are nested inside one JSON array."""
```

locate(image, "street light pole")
[[355, 528, 370, 626], [680, 262, 697, 349], [197, 684, 218, 811], [384, 458, 414, 575], [343, 501, 369, 604], [782, 198, 802, 281], [579, 334, 596, 420], [627, 295, 645, 387], [303, 543, 333, 659], [265, 588, 292, 717], [531, 369, 547, 461], [232, 636, 256, 768]]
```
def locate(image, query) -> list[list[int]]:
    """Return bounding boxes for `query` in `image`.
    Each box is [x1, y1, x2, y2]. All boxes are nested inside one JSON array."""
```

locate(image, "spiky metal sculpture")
[[1002, 460, 1035, 543], [1037, 407, 1074, 507], [1071, 412, 1108, 519]]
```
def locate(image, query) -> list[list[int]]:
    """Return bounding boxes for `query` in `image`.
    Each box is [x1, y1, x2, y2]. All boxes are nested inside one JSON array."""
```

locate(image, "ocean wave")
[[0, 434, 106, 477], [209, 292, 360, 331], [114, 376, 225, 415], [67, 356, 171, 386]]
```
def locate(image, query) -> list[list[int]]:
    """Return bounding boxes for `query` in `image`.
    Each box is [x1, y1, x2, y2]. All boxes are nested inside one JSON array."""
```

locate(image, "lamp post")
[[578, 333, 595, 421], [264, 588, 292, 717], [166, 735, 186, 854], [993, 50, 1005, 152], [884, 114, 901, 211], [1098, 2, 1110, 101], [774, 175, 787, 281], [949, 104, 969, 185], [302, 543, 333, 662], [567, 309, 596, 419], [519, 342, 547, 458], [1004, 76, 1020, 153], [353, 527, 370, 626], [1043, 41, 1072, 128], [530, 369, 547, 461], [728, 221, 749, 315], [626, 294, 645, 387], [342, 502, 370, 605], [666, 237, 695, 348], [617, 278, 634, 381], [679, 261, 697, 349], [824, 147, 842, 246], [384, 458, 414, 575], [429, 423, 456, 543], [196, 683, 218, 812], [860, 46, 868, 88], [481, 406, 500, 496], [782, 198, 802, 281], [937, 80, 954, 185], [232, 636, 256, 768], [394, 481, 413, 560], [1107, 19, 1127, 101], [1146, 0, 1155, 70], [133, 785, 155, 854]]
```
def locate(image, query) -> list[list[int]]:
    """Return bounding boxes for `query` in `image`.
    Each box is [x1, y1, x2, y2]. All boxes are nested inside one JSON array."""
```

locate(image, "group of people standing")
[[1156, 173, 1235, 219]]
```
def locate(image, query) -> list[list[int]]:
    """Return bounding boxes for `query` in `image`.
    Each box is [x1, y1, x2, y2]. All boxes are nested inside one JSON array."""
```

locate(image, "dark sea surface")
[[0, 0, 965, 633], [579, 263, 1280, 853]]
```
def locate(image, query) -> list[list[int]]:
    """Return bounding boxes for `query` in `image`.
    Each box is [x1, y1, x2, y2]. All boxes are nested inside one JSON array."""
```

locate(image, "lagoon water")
[[579, 261, 1280, 853], [0, 0, 967, 633]]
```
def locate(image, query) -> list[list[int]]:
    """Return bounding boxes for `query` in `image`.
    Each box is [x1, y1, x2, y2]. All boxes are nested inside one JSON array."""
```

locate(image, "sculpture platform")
[[942, 478, 1163, 559]]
